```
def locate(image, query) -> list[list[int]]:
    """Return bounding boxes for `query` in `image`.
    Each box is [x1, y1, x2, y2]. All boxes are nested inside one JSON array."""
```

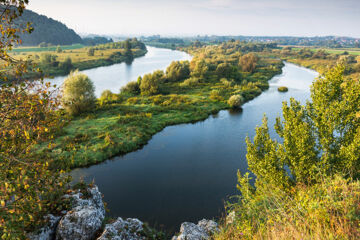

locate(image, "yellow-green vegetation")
[[9, 38, 147, 79], [0, 2, 70, 238], [277, 86, 288, 92], [277, 46, 360, 79], [216, 64, 360, 239], [34, 41, 283, 168], [61, 70, 96, 116]]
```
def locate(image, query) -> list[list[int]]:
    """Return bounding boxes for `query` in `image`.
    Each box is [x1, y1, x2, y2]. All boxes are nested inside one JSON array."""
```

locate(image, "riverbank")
[[8, 39, 147, 80], [34, 42, 283, 168]]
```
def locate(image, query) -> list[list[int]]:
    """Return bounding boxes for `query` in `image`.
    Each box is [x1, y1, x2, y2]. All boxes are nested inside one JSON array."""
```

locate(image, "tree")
[[166, 60, 190, 82], [216, 63, 240, 80], [121, 81, 140, 95], [190, 59, 208, 79], [0, 2, 70, 238], [87, 47, 95, 56], [61, 70, 96, 116], [245, 64, 360, 189], [239, 53, 258, 73], [228, 95, 244, 108], [59, 57, 73, 73], [140, 70, 164, 95], [56, 45, 62, 53]]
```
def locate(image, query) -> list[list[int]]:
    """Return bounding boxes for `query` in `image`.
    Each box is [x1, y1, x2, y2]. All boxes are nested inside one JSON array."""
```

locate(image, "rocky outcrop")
[[56, 186, 105, 240], [28, 185, 217, 240], [172, 219, 219, 240], [28, 214, 61, 240], [97, 217, 145, 240]]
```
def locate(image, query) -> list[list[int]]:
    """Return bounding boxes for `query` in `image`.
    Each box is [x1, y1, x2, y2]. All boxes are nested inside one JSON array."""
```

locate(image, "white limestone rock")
[[97, 217, 145, 240], [172, 219, 219, 240], [56, 186, 105, 240], [28, 214, 61, 240]]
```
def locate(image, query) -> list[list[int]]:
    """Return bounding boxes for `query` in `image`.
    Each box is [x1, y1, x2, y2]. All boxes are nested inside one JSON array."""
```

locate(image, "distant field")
[[11, 44, 85, 53], [281, 45, 360, 56]]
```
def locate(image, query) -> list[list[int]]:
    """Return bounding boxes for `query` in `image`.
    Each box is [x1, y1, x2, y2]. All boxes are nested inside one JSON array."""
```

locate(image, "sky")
[[27, 0, 360, 37]]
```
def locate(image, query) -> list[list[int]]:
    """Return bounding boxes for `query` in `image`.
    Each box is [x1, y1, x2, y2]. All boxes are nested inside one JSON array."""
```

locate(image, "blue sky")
[[28, 0, 360, 37]]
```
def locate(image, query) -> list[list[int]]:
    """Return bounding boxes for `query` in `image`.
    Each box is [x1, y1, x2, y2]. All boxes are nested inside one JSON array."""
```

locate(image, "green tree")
[[228, 94, 244, 108], [61, 70, 96, 116], [245, 64, 360, 189], [239, 53, 258, 73], [140, 70, 164, 95], [56, 45, 62, 53], [190, 59, 208, 79], [59, 57, 73, 73], [166, 60, 190, 82], [87, 47, 95, 56]]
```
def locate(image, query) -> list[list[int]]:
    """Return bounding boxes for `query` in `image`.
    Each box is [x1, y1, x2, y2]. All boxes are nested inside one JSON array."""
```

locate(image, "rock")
[[28, 214, 61, 240], [56, 186, 105, 240], [172, 219, 219, 240], [97, 217, 145, 240], [197, 219, 219, 235]]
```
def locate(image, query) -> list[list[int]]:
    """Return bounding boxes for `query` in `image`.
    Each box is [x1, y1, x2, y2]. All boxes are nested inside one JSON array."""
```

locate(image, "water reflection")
[[71, 62, 318, 232]]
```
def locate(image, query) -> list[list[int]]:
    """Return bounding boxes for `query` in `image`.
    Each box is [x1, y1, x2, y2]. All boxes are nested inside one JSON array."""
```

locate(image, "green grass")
[[11, 44, 85, 53], [34, 59, 283, 168]]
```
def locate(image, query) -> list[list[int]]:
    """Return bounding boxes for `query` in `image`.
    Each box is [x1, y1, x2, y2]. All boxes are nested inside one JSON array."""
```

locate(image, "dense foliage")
[[0, 2, 70, 238], [61, 70, 96, 116], [217, 64, 360, 239]]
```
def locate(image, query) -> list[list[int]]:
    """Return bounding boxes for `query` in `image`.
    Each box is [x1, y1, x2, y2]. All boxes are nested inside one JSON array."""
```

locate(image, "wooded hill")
[[17, 9, 83, 46]]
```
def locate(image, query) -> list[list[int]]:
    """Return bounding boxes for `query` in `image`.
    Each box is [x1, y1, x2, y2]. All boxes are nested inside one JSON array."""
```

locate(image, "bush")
[[140, 70, 164, 95], [179, 77, 201, 87], [239, 53, 258, 73], [59, 57, 73, 73], [228, 94, 244, 108], [99, 90, 120, 105], [61, 70, 96, 116], [277, 86, 288, 92], [165, 60, 190, 82], [87, 47, 95, 56], [121, 81, 140, 95], [220, 78, 234, 88], [56, 46, 62, 53], [209, 90, 223, 101]]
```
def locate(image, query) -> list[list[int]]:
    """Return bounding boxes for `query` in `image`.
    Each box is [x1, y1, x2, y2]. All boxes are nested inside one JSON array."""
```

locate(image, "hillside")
[[17, 9, 83, 46]]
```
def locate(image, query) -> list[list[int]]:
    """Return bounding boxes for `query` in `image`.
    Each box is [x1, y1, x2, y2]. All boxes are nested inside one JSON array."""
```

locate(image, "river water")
[[70, 50, 318, 232], [47, 46, 192, 97]]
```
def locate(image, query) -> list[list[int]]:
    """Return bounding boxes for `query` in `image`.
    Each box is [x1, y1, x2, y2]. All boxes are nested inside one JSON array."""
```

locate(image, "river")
[[69, 48, 318, 232], [46, 46, 192, 97]]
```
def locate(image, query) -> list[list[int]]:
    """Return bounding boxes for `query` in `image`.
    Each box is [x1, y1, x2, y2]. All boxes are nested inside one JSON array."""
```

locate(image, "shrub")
[[165, 60, 190, 82], [220, 78, 234, 88], [239, 53, 258, 73], [87, 47, 95, 56], [121, 81, 140, 95], [59, 57, 73, 73], [56, 46, 62, 53], [228, 94, 244, 108], [179, 77, 201, 87], [140, 70, 164, 95], [277, 86, 288, 92], [61, 70, 96, 116], [209, 90, 223, 101], [99, 90, 120, 105]]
